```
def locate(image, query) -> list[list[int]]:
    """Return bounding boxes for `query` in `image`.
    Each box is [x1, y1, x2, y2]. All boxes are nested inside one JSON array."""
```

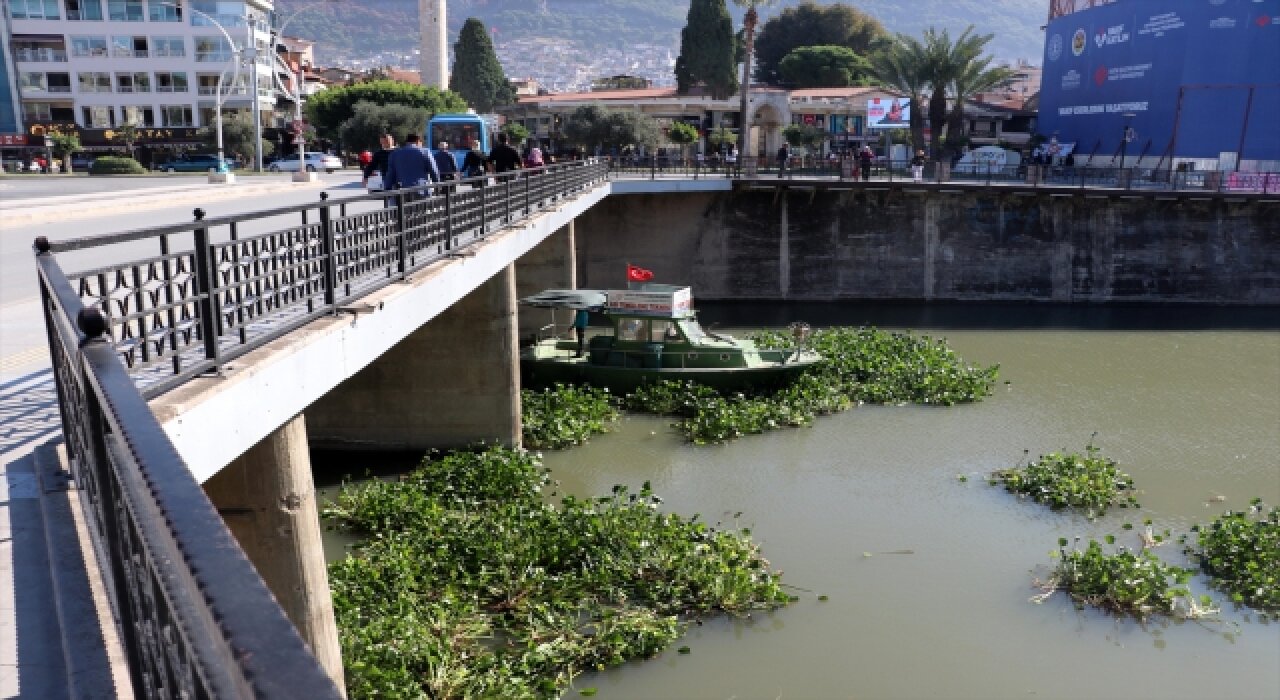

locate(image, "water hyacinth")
[[1183, 498, 1279, 615], [990, 442, 1140, 516], [521, 384, 619, 449], [325, 447, 791, 699], [1034, 537, 1215, 619], [624, 326, 998, 444]]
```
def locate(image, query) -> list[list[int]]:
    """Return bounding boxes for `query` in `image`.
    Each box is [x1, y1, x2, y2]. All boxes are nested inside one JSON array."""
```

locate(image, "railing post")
[[525, 170, 532, 215], [443, 189, 453, 252], [319, 192, 336, 308], [190, 208, 222, 365], [651, 154, 656, 181], [395, 191, 408, 275]]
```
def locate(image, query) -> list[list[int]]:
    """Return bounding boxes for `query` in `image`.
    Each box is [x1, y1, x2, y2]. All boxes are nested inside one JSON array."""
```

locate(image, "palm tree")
[[869, 33, 930, 152], [945, 58, 1016, 154], [730, 0, 777, 160]]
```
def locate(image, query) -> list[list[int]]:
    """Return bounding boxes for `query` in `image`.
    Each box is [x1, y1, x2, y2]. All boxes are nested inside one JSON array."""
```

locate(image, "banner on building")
[[866, 98, 910, 129]]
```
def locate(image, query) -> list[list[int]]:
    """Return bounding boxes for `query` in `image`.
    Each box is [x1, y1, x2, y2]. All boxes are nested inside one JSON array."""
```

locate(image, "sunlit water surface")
[[320, 303, 1280, 700]]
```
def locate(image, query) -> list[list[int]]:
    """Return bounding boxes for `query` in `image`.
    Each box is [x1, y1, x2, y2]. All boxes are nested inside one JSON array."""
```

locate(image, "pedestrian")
[[358, 148, 372, 170], [383, 133, 440, 196], [432, 140, 458, 191], [572, 308, 589, 357], [911, 149, 926, 182], [488, 132, 523, 177], [859, 145, 874, 181], [776, 143, 790, 178], [524, 144, 544, 169], [462, 142, 487, 187], [361, 133, 394, 191]]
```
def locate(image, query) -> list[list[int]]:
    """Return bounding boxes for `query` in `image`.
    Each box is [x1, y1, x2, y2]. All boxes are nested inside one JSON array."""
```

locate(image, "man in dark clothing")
[[776, 143, 790, 178], [383, 133, 440, 192], [488, 132, 523, 176], [362, 133, 394, 190], [432, 140, 458, 180], [461, 144, 487, 188], [858, 146, 874, 181]]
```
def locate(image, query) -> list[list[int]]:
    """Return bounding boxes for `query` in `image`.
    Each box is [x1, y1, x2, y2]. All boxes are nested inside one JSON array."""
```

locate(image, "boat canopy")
[[518, 289, 608, 310]]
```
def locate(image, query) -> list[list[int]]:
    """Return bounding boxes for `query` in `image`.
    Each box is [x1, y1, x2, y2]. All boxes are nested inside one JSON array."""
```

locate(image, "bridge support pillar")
[[308, 264, 522, 450], [202, 414, 346, 693], [515, 220, 577, 342]]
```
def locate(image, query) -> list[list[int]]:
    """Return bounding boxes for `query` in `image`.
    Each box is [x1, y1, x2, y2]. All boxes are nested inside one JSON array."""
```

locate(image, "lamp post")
[[161, 2, 241, 176], [266, 5, 325, 180], [43, 136, 53, 173], [245, 14, 264, 172]]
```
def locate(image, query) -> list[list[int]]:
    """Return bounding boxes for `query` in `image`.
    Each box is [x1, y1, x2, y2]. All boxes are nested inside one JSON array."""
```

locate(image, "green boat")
[[519, 285, 822, 392]]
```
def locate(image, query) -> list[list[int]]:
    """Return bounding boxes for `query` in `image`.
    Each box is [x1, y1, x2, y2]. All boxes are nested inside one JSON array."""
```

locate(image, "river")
[[318, 302, 1280, 700]]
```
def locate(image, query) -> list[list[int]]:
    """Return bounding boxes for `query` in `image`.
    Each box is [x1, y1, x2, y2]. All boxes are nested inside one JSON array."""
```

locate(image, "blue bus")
[[426, 113, 493, 172]]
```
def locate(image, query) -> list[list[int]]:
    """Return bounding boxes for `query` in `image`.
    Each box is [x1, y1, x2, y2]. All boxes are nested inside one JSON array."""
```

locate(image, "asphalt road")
[[0, 172, 346, 200]]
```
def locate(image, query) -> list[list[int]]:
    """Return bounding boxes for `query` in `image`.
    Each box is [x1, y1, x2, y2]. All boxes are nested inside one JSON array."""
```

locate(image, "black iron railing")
[[34, 160, 609, 698], [604, 155, 1280, 194]]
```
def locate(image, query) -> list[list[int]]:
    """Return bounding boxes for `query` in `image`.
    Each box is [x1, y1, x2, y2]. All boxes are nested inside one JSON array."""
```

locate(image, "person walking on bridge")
[[362, 133, 394, 191], [383, 133, 441, 195]]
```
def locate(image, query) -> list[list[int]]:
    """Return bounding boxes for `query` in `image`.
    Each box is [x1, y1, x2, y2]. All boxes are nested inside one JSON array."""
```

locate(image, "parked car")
[[267, 152, 342, 173], [156, 154, 236, 173], [70, 153, 95, 170]]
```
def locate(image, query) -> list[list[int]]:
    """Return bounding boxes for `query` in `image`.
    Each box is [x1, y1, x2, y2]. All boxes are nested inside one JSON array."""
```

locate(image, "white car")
[[267, 152, 342, 173]]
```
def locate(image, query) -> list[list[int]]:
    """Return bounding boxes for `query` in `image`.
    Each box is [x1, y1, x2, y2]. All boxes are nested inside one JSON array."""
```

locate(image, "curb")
[[0, 179, 330, 227], [34, 442, 133, 699]]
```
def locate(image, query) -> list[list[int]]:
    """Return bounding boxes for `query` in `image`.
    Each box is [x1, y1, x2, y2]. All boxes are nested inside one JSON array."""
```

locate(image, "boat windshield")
[[678, 319, 707, 344]]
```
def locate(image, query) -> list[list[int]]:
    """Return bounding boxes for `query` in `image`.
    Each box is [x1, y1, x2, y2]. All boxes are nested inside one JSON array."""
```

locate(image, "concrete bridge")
[[25, 161, 1280, 698]]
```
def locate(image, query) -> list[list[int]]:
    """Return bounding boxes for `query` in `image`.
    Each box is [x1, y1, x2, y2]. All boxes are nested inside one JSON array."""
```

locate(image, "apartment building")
[[4, 0, 275, 161]]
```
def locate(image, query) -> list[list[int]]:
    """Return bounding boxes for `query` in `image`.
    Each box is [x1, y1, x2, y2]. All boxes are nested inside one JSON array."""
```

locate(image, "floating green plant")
[[326, 447, 790, 699], [1033, 537, 1216, 619], [1183, 498, 1279, 615], [521, 384, 619, 449], [624, 327, 997, 444], [990, 442, 1139, 515]]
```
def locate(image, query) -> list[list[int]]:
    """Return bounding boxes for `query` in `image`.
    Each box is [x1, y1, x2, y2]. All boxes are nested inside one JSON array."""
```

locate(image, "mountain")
[[276, 0, 1047, 70]]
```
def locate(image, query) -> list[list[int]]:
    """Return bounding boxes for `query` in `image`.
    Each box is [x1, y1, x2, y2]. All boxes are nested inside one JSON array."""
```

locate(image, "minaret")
[[419, 0, 449, 88]]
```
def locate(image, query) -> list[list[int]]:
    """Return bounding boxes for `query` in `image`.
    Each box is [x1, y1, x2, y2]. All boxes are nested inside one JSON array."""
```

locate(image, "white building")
[[6, 0, 275, 157]]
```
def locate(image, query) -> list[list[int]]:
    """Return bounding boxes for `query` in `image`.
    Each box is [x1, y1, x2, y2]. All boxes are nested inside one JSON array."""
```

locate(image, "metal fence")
[[33, 160, 609, 698], [604, 155, 1280, 193]]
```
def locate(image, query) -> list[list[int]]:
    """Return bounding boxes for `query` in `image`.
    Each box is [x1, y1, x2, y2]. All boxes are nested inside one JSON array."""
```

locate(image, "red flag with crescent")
[[627, 264, 654, 282]]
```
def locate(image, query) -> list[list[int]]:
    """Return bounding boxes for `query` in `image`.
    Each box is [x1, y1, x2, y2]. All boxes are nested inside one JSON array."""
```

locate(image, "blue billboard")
[[1038, 0, 1280, 164]]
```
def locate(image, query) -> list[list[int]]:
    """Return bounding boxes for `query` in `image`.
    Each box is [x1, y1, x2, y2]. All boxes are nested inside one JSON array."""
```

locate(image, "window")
[[65, 0, 104, 20], [77, 72, 112, 92], [10, 0, 60, 19], [112, 36, 147, 57], [152, 36, 184, 56], [23, 103, 54, 121], [20, 72, 48, 92], [191, 1, 246, 28], [162, 105, 193, 127], [147, 0, 180, 21], [154, 71, 188, 92], [107, 0, 143, 20], [116, 72, 149, 92], [47, 73, 72, 92], [71, 36, 108, 57], [82, 105, 114, 128], [194, 36, 232, 62], [122, 105, 155, 126], [12, 41, 69, 62]]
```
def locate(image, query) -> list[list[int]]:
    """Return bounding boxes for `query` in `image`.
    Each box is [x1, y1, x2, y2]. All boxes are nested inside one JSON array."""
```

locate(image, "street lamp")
[[43, 136, 53, 173], [265, 4, 327, 180], [160, 2, 242, 174]]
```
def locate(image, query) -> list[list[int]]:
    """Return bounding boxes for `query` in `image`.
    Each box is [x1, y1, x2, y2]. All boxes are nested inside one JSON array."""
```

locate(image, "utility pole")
[[247, 14, 263, 172]]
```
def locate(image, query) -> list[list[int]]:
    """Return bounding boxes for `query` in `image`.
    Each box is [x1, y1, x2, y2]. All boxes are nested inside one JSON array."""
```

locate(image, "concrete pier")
[[201, 414, 345, 692], [515, 221, 577, 342], [307, 264, 522, 450]]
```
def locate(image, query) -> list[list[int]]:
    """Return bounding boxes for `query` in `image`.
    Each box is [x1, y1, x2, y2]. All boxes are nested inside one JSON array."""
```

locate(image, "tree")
[[919, 26, 1003, 157], [561, 105, 660, 154], [943, 44, 1015, 158], [113, 122, 139, 161], [675, 0, 738, 99], [868, 34, 930, 152], [707, 125, 735, 152], [50, 133, 80, 172], [449, 18, 515, 113], [778, 45, 872, 88], [730, 0, 778, 158], [666, 121, 699, 159], [305, 80, 467, 140], [200, 113, 274, 162], [501, 122, 530, 146], [782, 124, 825, 151], [339, 101, 431, 152], [754, 1, 888, 85]]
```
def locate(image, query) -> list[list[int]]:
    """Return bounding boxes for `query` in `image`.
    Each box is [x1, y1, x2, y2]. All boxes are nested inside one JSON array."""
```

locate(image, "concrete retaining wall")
[[576, 189, 1280, 304]]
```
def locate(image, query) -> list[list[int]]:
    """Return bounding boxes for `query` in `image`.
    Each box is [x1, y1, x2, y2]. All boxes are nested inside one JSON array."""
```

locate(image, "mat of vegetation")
[[325, 447, 791, 699], [625, 327, 999, 444], [989, 443, 1139, 516], [1183, 499, 1279, 615], [521, 385, 619, 449], [1034, 535, 1216, 619]]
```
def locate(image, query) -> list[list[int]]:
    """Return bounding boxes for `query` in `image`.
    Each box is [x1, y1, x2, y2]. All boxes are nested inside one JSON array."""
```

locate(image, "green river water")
[[319, 303, 1280, 700]]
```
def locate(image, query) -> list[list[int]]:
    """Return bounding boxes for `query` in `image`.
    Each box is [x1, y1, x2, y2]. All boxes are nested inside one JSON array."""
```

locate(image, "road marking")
[[0, 346, 49, 375]]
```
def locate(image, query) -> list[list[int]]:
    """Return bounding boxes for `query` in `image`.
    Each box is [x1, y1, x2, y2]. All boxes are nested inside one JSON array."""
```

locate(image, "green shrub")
[[1184, 499, 1279, 614], [521, 384, 619, 449], [1036, 536, 1214, 619], [89, 156, 146, 175]]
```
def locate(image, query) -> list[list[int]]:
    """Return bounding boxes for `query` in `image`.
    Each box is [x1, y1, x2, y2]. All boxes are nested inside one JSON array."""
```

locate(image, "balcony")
[[198, 85, 249, 96], [14, 48, 68, 62]]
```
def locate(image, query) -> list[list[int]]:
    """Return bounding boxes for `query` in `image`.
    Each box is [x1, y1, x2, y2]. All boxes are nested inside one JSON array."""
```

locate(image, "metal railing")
[[605, 155, 1280, 193], [34, 160, 609, 698]]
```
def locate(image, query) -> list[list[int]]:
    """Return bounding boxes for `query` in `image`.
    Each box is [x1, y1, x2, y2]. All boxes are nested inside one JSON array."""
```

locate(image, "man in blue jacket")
[[383, 133, 440, 193]]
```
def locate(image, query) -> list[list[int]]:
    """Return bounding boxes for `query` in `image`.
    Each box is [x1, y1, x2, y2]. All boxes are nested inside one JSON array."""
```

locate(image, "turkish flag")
[[627, 264, 654, 282]]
